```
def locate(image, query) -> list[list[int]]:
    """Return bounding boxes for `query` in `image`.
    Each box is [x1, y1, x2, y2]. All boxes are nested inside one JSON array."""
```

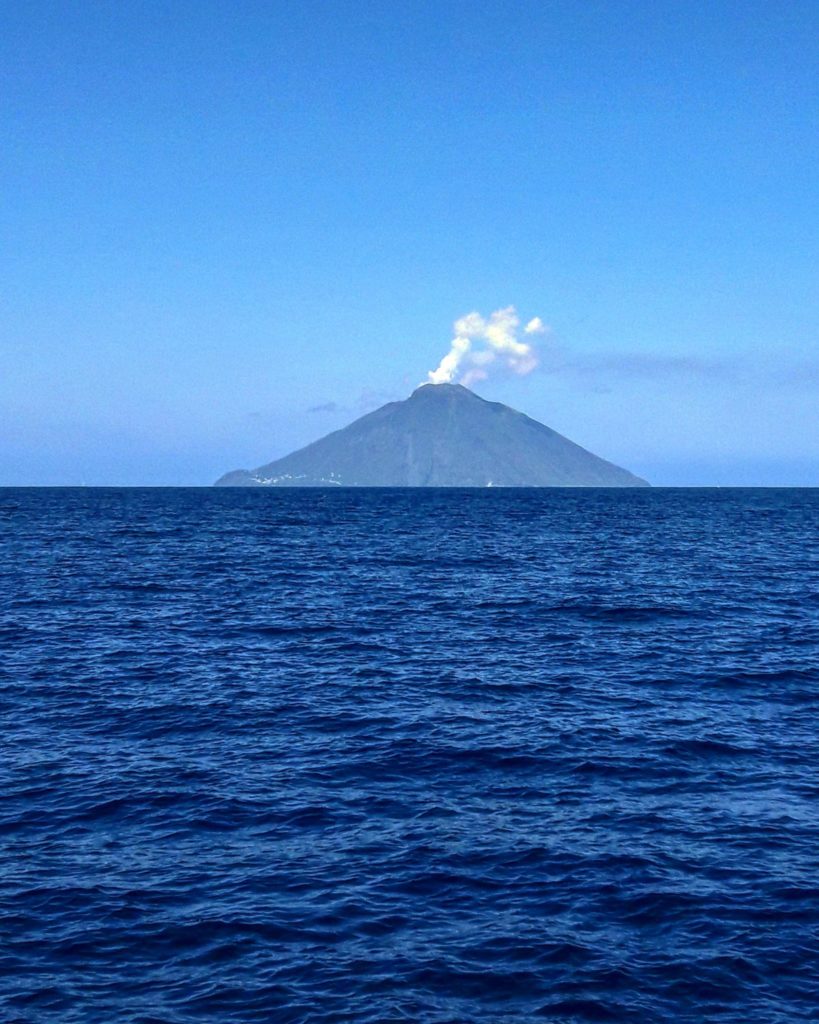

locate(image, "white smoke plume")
[[427, 306, 547, 387]]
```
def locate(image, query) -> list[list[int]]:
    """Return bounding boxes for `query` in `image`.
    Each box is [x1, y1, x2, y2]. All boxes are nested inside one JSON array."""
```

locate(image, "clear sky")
[[1, 0, 817, 485]]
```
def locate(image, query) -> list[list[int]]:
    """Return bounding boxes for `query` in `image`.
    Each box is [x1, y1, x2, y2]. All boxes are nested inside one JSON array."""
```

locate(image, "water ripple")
[[1, 486, 818, 1022]]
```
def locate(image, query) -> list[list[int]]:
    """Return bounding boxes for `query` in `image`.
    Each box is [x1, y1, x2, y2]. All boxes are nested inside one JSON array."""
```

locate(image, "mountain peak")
[[409, 382, 476, 399], [215, 386, 648, 488]]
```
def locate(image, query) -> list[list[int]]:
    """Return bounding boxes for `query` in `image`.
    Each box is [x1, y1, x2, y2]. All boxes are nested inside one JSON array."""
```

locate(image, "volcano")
[[215, 383, 648, 487]]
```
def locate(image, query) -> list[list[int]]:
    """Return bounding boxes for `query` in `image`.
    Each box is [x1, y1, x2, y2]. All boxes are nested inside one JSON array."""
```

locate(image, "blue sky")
[[1, 0, 817, 484]]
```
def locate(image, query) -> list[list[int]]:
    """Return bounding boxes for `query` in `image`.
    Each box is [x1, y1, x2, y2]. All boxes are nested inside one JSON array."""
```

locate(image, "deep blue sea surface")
[[2, 487, 819, 1023]]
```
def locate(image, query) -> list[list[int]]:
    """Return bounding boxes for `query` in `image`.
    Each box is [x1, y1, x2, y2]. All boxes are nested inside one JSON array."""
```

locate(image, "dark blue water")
[[2, 488, 818, 1023]]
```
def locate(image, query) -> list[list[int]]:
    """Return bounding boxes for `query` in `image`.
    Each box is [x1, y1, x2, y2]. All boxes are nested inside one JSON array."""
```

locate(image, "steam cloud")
[[427, 306, 547, 387]]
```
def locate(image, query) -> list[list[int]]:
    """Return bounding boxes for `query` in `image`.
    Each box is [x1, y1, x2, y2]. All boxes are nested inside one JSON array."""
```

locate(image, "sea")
[[2, 486, 818, 1023]]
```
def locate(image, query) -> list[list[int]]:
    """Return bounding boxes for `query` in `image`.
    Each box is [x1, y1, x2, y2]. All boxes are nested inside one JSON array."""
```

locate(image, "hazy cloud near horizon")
[[306, 388, 404, 417], [536, 345, 819, 390]]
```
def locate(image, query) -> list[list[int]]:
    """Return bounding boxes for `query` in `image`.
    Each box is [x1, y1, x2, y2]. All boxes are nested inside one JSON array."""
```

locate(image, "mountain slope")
[[215, 383, 649, 487]]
